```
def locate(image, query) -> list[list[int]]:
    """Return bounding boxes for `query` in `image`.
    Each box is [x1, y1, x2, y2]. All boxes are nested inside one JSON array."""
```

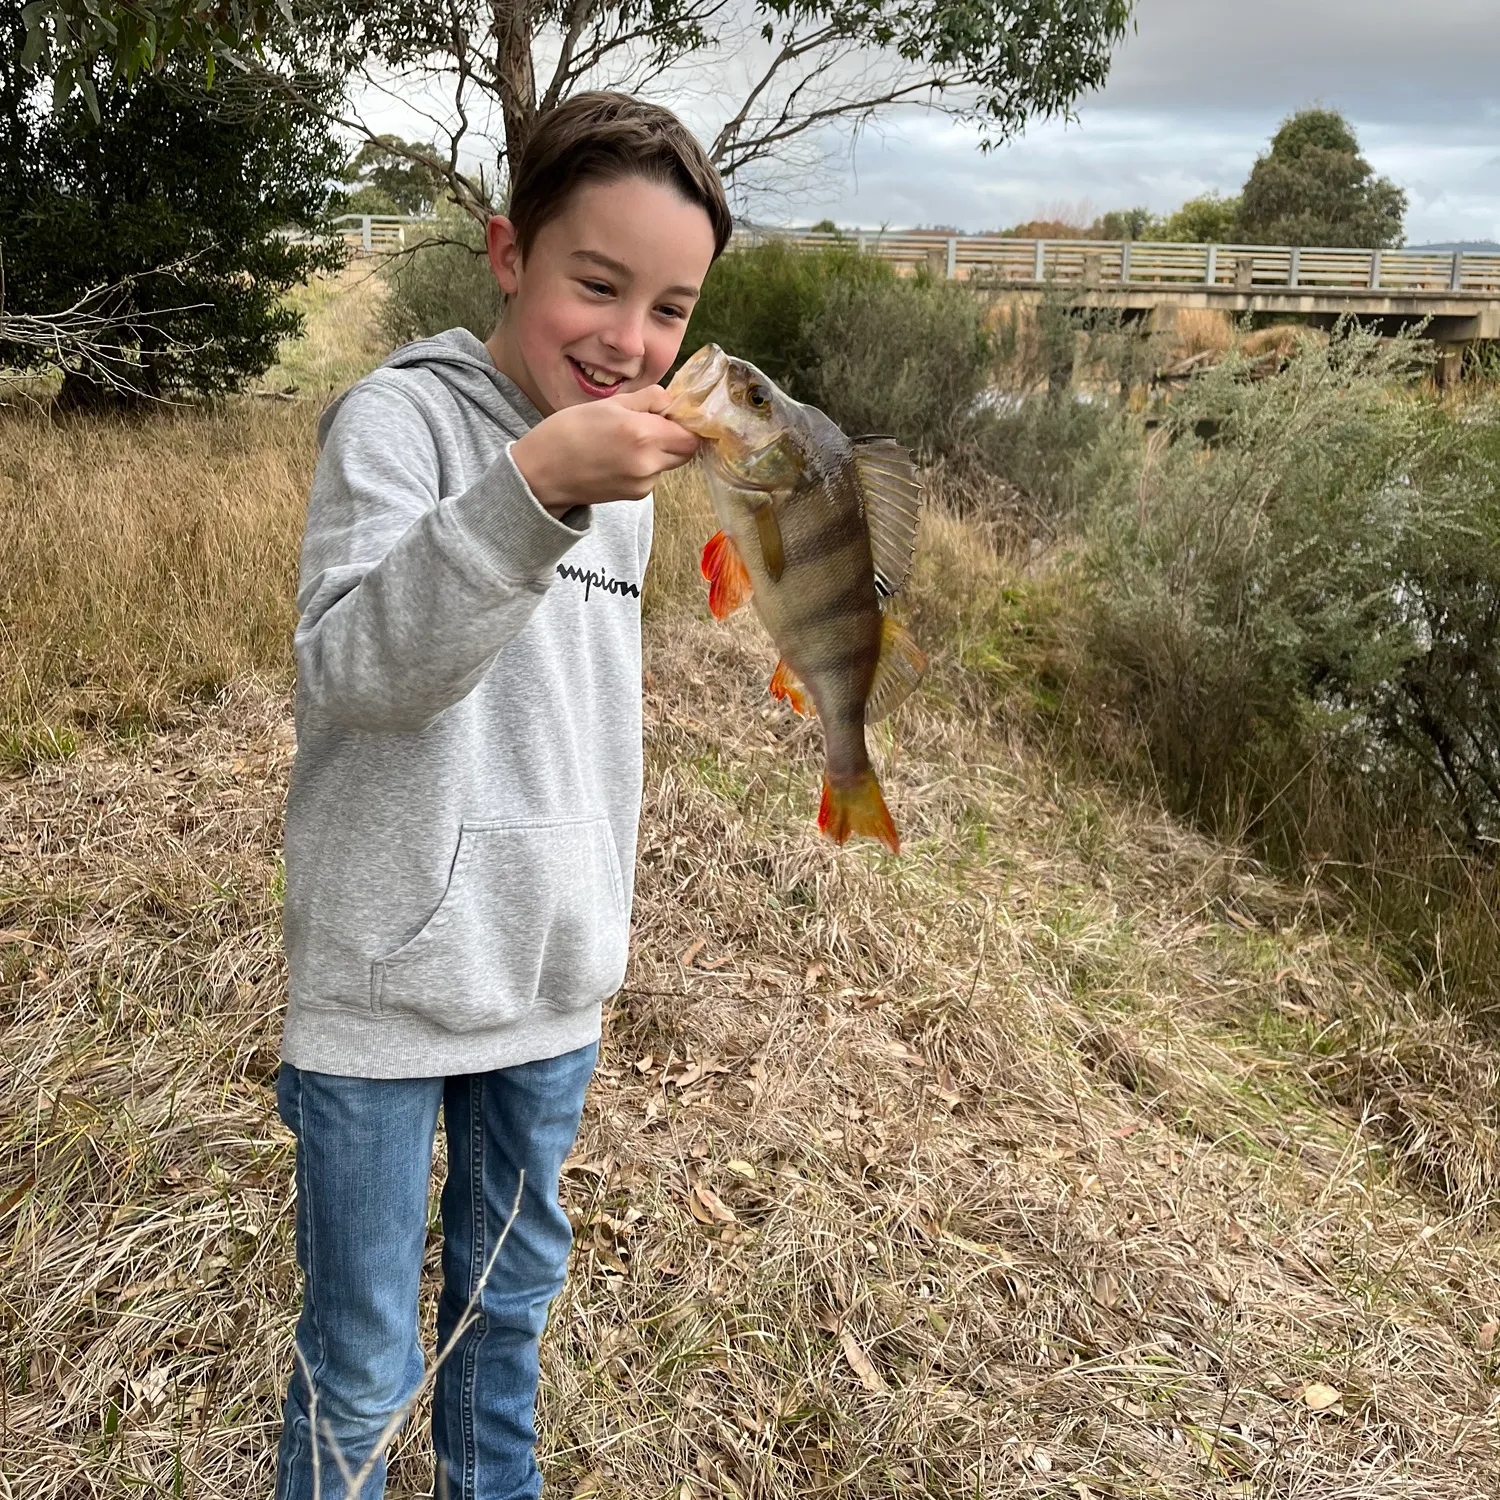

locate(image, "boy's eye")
[[581, 280, 613, 297], [656, 302, 687, 322]]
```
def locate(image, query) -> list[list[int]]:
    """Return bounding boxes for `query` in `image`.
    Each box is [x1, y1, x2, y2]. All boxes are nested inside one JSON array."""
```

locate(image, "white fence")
[[730, 226, 1500, 295], [315, 215, 1500, 298]]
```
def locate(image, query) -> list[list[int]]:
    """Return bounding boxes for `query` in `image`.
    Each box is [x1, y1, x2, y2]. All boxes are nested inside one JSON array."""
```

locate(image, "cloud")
[[790, 0, 1500, 242], [350, 0, 1500, 244], [1101, 0, 1500, 124]]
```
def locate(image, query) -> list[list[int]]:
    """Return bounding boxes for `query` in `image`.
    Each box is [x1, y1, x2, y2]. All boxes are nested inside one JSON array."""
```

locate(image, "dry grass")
[[1169, 310, 1235, 360], [4, 277, 1500, 1499], [0, 400, 314, 733]]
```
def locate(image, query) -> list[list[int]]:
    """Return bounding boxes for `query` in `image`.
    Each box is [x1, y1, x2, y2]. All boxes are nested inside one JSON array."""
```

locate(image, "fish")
[[664, 343, 926, 854]]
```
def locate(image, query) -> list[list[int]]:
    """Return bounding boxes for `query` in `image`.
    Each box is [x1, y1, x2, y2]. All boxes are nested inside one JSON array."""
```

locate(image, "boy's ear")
[[486, 215, 523, 296]]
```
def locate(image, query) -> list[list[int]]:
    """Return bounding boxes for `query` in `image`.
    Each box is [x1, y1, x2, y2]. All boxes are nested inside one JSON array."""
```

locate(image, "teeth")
[[579, 361, 622, 386]]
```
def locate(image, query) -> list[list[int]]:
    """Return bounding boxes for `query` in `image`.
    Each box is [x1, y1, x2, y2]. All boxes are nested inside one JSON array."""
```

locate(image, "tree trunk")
[[491, 0, 538, 177]]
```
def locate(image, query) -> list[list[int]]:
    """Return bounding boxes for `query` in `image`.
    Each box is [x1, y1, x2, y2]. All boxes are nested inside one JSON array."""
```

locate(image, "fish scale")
[[665, 345, 927, 853]]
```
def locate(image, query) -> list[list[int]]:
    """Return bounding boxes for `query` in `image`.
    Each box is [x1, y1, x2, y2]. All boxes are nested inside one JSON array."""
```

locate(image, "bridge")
[[329, 214, 1500, 363], [735, 226, 1500, 359]]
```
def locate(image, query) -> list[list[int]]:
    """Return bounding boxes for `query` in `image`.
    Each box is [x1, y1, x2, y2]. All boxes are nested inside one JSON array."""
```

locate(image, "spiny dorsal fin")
[[865, 614, 927, 723], [852, 435, 923, 598]]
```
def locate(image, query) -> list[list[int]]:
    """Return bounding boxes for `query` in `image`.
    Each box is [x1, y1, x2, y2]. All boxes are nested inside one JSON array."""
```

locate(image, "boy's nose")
[[599, 313, 647, 366]]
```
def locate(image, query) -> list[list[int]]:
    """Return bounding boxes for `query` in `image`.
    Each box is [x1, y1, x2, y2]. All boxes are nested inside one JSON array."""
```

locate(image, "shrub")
[[379, 207, 499, 346], [801, 274, 994, 456], [684, 241, 995, 458], [1083, 329, 1432, 826], [680, 239, 895, 397], [0, 37, 344, 403]]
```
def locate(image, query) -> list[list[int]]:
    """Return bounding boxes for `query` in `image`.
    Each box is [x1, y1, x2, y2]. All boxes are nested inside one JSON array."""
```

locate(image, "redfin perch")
[[665, 343, 926, 853]]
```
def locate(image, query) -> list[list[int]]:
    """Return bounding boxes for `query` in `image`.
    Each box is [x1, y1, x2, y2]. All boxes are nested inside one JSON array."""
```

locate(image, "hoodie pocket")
[[371, 816, 628, 1033]]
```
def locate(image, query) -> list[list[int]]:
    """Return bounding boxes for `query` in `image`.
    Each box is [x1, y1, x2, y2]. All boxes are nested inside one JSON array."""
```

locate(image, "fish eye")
[[748, 384, 770, 408]]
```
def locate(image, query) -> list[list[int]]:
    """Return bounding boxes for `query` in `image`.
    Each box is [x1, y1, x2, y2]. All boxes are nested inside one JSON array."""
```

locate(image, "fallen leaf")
[[804, 962, 826, 991], [725, 1159, 757, 1180], [883, 1039, 926, 1066], [688, 1181, 737, 1225], [0, 1173, 36, 1216], [571, 1469, 604, 1497], [932, 1064, 962, 1106], [679, 937, 707, 968], [1478, 1320, 1497, 1351], [1091, 1270, 1122, 1309], [0, 928, 37, 947], [940, 1230, 1015, 1263], [1300, 1381, 1341, 1411], [839, 1330, 887, 1392], [633, 1053, 655, 1074], [1031, 1449, 1053, 1473]]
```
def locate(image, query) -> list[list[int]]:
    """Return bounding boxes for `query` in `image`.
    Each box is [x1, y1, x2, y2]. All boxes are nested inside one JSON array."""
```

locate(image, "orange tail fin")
[[700, 530, 752, 620], [818, 770, 900, 854]]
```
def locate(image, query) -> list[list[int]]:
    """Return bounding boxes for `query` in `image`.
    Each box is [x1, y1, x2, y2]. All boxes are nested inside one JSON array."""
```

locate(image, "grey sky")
[[354, 0, 1500, 243], [808, 0, 1500, 241]]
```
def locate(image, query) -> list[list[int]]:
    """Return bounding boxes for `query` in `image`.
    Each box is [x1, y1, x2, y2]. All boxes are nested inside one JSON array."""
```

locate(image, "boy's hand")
[[511, 386, 700, 515]]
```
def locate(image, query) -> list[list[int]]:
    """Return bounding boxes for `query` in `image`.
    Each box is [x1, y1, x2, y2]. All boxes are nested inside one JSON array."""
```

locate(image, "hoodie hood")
[[318, 328, 544, 445]]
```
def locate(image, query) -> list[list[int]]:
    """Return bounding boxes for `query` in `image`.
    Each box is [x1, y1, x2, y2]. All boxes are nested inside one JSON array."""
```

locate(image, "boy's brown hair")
[[507, 92, 733, 261]]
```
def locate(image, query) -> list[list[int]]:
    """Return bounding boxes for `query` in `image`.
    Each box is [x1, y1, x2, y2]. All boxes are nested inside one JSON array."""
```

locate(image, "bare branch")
[[0, 265, 214, 402]]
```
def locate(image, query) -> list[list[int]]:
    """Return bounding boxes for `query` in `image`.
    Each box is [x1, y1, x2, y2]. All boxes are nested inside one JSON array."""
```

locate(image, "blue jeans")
[[273, 1044, 597, 1500]]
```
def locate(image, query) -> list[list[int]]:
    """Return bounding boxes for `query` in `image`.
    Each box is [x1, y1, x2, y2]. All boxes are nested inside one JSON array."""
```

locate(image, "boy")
[[274, 92, 732, 1500]]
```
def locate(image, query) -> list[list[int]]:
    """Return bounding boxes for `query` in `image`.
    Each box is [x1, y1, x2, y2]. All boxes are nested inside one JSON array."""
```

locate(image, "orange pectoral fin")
[[769, 658, 812, 716], [700, 530, 752, 620], [817, 770, 900, 855]]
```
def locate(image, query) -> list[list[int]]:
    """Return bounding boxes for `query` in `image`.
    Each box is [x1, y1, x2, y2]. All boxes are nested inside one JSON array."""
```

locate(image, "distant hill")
[[1409, 240, 1500, 253]]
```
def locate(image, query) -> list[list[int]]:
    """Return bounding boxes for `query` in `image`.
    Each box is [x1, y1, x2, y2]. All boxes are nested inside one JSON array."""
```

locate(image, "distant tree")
[[1235, 109, 1406, 248], [1152, 191, 1238, 243], [0, 29, 344, 404], [1003, 217, 1094, 240], [341, 134, 445, 216], [1092, 206, 1157, 240]]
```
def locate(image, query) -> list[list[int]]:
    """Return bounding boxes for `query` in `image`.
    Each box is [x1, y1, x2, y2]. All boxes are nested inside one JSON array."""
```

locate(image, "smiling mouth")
[[568, 356, 627, 395]]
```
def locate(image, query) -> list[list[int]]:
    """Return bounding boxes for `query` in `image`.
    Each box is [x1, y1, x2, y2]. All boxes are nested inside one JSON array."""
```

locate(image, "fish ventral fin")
[[700, 530, 752, 620], [851, 436, 923, 598], [769, 658, 813, 716], [753, 503, 786, 582], [818, 770, 899, 854], [865, 615, 927, 723]]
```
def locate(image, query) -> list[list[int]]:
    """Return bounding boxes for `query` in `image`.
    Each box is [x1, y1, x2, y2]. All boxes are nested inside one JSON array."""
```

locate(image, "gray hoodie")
[[279, 329, 651, 1078]]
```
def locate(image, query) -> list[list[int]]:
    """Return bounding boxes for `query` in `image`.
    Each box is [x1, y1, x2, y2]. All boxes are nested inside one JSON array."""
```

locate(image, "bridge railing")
[[302, 216, 1500, 296], [730, 225, 1500, 295]]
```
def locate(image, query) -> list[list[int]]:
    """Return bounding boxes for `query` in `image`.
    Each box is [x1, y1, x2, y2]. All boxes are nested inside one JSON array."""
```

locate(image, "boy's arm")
[[294, 382, 587, 732]]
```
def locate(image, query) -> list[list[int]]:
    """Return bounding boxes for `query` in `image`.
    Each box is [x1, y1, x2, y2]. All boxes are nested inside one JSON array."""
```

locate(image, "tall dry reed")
[[0, 401, 313, 729]]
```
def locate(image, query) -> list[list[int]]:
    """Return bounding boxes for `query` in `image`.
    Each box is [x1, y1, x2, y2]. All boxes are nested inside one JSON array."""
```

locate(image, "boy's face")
[[486, 176, 718, 416]]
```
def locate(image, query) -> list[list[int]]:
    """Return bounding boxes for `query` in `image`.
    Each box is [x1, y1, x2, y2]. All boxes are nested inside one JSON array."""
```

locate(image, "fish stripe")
[[790, 580, 877, 632]]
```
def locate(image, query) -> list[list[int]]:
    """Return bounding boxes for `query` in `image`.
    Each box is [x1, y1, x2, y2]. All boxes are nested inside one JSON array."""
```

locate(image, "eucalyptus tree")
[[24, 0, 1135, 217]]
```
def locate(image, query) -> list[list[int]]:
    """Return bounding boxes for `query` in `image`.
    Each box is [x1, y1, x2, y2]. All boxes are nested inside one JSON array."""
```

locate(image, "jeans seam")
[[284, 1067, 332, 1494], [463, 1074, 486, 1495]]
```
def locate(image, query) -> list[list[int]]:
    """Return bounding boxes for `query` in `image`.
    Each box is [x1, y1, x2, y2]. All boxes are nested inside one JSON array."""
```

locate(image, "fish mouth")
[[664, 343, 729, 434]]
